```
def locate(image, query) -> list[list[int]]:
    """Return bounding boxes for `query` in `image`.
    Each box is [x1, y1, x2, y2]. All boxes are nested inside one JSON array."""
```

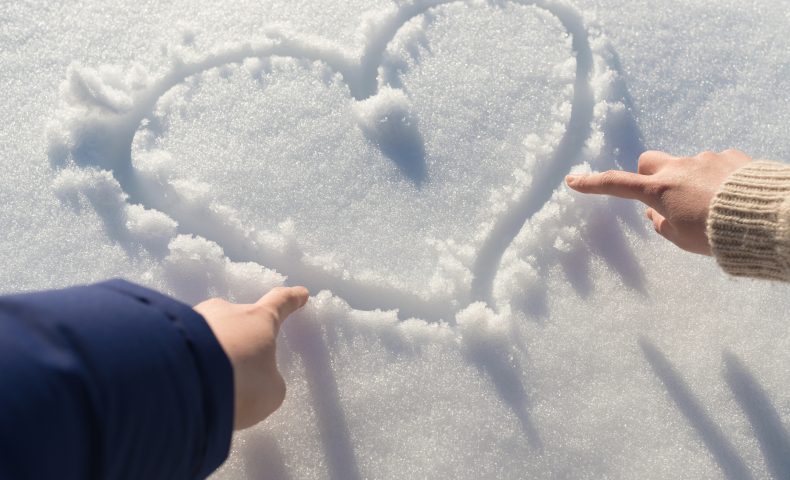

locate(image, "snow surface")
[[2, 0, 790, 478]]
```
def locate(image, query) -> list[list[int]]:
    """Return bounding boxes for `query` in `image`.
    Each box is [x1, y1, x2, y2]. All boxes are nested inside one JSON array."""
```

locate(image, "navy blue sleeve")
[[0, 280, 234, 480]]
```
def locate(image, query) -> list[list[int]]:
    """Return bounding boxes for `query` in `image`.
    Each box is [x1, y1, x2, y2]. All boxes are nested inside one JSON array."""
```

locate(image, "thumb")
[[257, 286, 309, 324], [646, 208, 678, 241]]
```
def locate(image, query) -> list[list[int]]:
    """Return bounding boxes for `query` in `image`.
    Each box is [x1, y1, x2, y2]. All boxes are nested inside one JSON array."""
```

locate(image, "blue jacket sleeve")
[[0, 280, 234, 480]]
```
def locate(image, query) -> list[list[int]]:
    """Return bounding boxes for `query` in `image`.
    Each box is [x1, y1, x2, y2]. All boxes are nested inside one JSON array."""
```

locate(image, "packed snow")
[[2, 0, 790, 478]]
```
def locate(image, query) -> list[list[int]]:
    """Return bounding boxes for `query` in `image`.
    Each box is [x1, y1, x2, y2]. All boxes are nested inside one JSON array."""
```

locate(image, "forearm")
[[707, 160, 790, 281], [0, 280, 234, 480]]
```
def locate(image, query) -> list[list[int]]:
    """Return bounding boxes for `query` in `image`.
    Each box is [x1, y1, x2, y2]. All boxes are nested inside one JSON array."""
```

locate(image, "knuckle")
[[637, 177, 660, 197], [697, 150, 716, 160], [638, 150, 659, 164], [282, 289, 299, 305], [642, 176, 672, 198], [598, 170, 619, 187], [638, 150, 671, 175], [637, 157, 650, 174], [258, 303, 280, 322], [269, 286, 298, 309], [207, 297, 228, 307], [246, 302, 271, 320], [571, 176, 588, 189], [721, 148, 744, 157], [641, 180, 663, 199], [248, 306, 281, 335]]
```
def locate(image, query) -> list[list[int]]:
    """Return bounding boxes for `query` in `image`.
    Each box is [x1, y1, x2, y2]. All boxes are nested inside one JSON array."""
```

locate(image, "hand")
[[194, 286, 309, 430], [565, 149, 753, 255]]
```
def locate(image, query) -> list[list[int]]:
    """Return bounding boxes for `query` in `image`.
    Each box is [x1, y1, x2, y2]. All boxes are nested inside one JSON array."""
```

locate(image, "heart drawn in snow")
[[50, 0, 604, 321]]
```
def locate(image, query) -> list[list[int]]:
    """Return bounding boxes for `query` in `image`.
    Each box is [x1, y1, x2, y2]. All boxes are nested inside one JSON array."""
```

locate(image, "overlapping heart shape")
[[49, 0, 639, 321]]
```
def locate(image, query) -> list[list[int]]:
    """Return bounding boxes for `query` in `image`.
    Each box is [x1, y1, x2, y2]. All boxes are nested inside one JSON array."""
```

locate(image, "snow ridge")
[[48, 0, 642, 322]]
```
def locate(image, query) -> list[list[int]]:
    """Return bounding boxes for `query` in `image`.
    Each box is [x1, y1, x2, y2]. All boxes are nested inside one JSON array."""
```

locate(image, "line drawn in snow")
[[47, 2, 655, 476], [48, 0, 647, 322]]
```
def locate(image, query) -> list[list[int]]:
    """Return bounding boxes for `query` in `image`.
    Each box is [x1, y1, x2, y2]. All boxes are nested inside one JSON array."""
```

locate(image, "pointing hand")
[[195, 286, 309, 430], [565, 150, 752, 255]]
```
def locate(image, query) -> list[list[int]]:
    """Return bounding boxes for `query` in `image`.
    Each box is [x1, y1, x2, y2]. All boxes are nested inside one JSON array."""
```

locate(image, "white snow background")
[[2, 0, 790, 478]]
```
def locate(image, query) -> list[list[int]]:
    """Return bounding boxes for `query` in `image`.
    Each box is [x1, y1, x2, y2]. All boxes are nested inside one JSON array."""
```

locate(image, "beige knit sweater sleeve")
[[707, 161, 790, 281]]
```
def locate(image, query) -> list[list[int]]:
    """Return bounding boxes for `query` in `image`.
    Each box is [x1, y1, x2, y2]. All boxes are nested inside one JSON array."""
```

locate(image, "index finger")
[[565, 170, 653, 204], [257, 286, 310, 324]]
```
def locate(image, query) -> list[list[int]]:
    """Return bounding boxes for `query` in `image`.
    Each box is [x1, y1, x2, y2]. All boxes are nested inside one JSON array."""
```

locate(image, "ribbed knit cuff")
[[707, 161, 790, 281]]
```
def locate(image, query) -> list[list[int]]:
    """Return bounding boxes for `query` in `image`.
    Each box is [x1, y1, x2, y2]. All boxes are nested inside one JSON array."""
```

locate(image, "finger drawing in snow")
[[48, 0, 644, 320], [16, 0, 788, 477]]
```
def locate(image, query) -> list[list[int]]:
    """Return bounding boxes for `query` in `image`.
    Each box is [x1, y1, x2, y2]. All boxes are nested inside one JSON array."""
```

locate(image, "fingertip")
[[645, 208, 654, 220], [257, 285, 310, 319], [278, 286, 309, 319], [292, 286, 309, 307], [640, 150, 675, 160], [565, 174, 587, 191]]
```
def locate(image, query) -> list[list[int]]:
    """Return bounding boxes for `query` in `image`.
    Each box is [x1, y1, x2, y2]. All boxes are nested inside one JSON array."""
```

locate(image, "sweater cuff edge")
[[707, 161, 790, 280]]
